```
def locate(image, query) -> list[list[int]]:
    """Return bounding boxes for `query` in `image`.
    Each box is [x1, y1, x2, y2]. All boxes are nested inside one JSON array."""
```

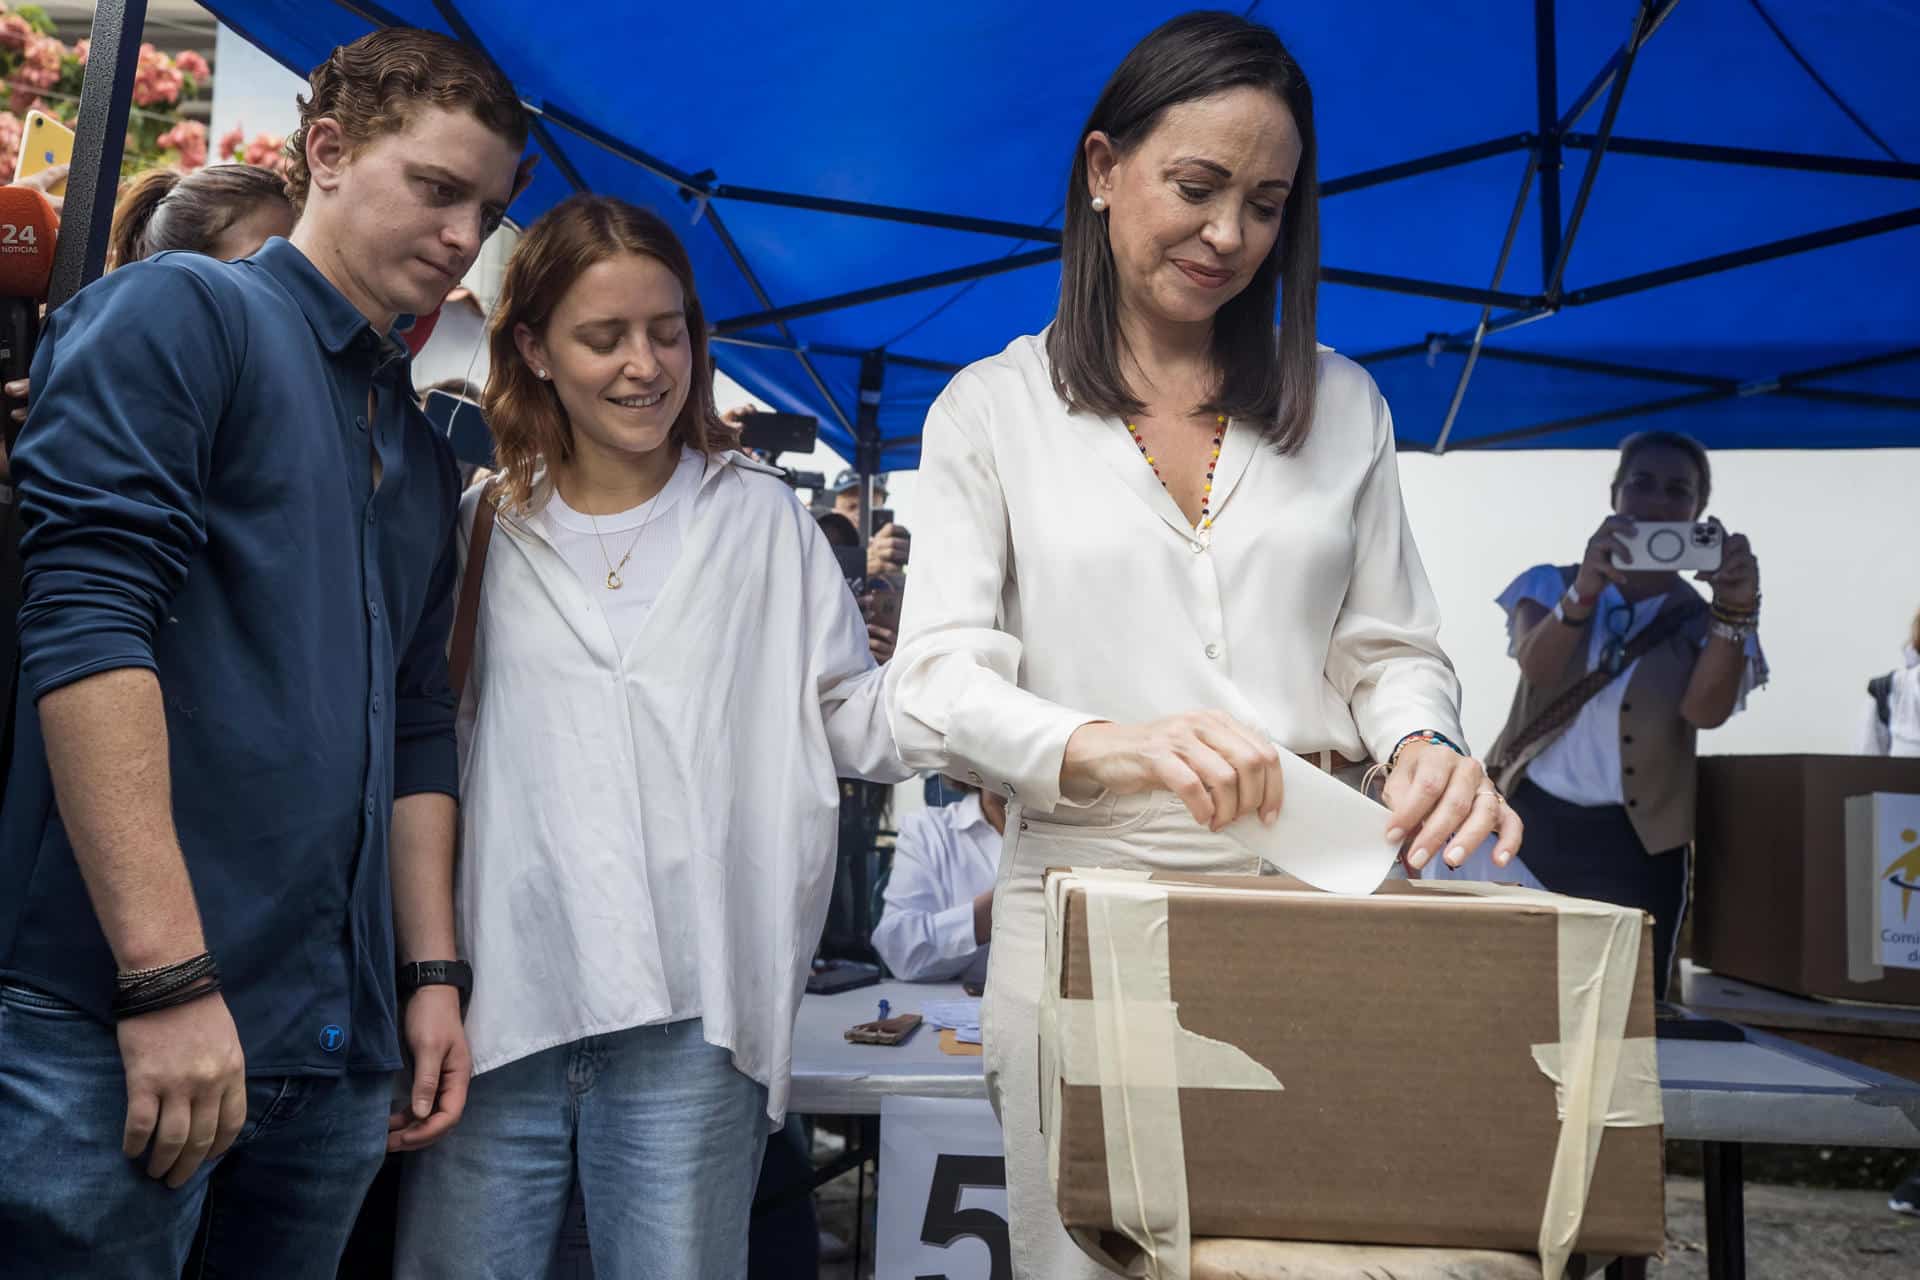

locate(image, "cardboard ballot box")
[[1041, 870, 1664, 1280], [1694, 754, 1920, 1005]]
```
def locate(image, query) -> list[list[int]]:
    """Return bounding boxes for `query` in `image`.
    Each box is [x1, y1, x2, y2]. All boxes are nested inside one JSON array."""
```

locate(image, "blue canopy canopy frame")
[[53, 1, 1920, 475]]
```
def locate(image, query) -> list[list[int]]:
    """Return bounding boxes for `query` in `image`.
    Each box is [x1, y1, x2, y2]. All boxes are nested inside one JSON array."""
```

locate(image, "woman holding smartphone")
[[1438, 430, 1766, 1000], [394, 193, 909, 1278]]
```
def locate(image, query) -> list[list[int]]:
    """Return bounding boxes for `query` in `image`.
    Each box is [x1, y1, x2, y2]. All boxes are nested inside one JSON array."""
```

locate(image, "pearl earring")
[[1090, 195, 1108, 213], [535, 368, 548, 379]]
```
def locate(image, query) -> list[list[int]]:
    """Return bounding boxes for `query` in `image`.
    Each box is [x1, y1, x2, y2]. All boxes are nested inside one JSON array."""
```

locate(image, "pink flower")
[[0, 111, 23, 183], [11, 34, 65, 113], [158, 119, 208, 170], [73, 38, 88, 65], [0, 15, 32, 54], [175, 49, 210, 82], [218, 124, 245, 162], [244, 133, 288, 174], [132, 44, 184, 108]]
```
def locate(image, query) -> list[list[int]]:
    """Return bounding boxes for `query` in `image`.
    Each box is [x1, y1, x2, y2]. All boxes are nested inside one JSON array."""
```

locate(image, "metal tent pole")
[[47, 0, 151, 310]]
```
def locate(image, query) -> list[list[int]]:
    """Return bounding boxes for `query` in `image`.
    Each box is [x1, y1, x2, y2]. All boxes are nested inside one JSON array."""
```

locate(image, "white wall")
[[209, 23, 305, 149]]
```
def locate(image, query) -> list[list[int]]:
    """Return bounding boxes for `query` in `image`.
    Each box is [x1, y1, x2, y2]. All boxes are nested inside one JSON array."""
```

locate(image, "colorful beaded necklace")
[[1125, 414, 1226, 530]]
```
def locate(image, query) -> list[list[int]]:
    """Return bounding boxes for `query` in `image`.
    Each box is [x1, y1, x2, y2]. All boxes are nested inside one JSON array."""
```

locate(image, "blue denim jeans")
[[0, 981, 390, 1279], [395, 1017, 770, 1279]]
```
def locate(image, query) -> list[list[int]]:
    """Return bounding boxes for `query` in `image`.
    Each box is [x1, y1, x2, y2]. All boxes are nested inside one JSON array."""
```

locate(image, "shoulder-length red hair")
[[485, 193, 734, 509]]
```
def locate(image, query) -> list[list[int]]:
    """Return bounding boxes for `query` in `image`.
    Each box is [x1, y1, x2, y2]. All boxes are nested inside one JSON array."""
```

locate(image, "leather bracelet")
[[113, 952, 221, 1020], [115, 974, 223, 1019]]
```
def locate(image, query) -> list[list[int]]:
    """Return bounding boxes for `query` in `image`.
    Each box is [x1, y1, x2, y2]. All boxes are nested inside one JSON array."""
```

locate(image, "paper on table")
[[922, 999, 983, 1032], [1223, 747, 1400, 895]]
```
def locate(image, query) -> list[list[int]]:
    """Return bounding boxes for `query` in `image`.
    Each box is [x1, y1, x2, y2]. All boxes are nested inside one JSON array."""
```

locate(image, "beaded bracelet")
[[1387, 729, 1466, 773]]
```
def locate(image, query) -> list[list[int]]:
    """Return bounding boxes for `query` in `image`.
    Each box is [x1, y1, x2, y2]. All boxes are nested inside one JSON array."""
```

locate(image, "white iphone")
[[1612, 520, 1723, 573]]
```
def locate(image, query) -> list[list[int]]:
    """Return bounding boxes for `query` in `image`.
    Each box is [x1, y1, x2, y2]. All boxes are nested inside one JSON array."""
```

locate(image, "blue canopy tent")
[[59, 1, 1920, 474]]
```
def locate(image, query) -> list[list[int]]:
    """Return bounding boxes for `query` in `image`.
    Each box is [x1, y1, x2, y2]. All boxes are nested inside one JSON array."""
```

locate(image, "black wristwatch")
[[397, 960, 472, 1013]]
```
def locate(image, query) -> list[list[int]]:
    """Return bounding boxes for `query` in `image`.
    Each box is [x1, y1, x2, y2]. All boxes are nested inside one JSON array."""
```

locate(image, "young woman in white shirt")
[[887, 14, 1521, 1276], [393, 194, 909, 1279]]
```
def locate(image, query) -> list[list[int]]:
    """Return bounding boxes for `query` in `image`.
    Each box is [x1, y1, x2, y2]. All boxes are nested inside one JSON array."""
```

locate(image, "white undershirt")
[[534, 449, 702, 656]]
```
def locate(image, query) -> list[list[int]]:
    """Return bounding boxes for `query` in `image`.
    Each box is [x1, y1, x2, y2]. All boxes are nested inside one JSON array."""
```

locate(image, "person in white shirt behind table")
[[872, 784, 1006, 982], [393, 194, 911, 1280], [1860, 606, 1920, 757], [885, 13, 1522, 1277]]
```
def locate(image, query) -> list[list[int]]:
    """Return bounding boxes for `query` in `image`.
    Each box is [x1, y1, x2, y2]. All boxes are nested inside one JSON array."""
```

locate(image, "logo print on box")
[[319, 1023, 346, 1053], [1884, 828, 1920, 921]]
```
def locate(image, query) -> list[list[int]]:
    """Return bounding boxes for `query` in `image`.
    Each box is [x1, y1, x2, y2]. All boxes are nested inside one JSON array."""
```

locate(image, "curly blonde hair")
[[284, 28, 526, 214], [485, 194, 737, 510]]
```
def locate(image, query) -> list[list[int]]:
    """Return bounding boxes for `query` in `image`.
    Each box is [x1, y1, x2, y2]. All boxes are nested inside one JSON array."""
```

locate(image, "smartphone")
[[1611, 520, 1723, 573], [735, 410, 817, 457], [869, 508, 908, 565], [15, 111, 73, 195], [422, 388, 492, 468]]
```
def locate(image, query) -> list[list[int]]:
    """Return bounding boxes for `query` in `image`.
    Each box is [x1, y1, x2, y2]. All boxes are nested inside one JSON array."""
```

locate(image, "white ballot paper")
[[1223, 747, 1400, 895]]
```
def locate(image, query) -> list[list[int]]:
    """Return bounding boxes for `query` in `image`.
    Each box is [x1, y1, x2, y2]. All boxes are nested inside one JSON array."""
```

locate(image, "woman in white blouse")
[[887, 13, 1520, 1276], [393, 195, 909, 1279]]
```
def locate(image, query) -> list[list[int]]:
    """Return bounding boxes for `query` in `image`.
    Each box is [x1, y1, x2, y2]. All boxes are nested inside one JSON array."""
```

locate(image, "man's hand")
[[388, 986, 469, 1153], [866, 621, 896, 664], [118, 990, 248, 1188], [867, 523, 909, 577]]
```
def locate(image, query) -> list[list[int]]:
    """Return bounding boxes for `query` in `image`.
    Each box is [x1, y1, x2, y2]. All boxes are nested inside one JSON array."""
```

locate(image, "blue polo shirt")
[[0, 238, 460, 1075]]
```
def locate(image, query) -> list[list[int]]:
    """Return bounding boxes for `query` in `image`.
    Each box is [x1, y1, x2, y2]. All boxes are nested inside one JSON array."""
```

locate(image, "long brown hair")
[[485, 194, 733, 509], [107, 164, 290, 270], [1047, 11, 1320, 453]]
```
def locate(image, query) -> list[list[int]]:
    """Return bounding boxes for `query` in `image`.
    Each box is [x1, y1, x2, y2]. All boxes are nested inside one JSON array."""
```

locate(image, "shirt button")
[[1205, 643, 1221, 659], [365, 509, 375, 525], [967, 770, 983, 785], [355, 416, 368, 432], [365, 799, 375, 816], [368, 600, 380, 618], [371, 694, 381, 714], [1003, 783, 1017, 799], [1190, 542, 1205, 555]]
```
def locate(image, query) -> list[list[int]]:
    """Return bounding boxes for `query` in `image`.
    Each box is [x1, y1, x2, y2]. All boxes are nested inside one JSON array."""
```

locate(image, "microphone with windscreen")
[[0, 184, 57, 453]]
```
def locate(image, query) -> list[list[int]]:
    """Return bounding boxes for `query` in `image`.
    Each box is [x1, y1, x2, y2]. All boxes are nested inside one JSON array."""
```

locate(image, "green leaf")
[[17, 6, 56, 38]]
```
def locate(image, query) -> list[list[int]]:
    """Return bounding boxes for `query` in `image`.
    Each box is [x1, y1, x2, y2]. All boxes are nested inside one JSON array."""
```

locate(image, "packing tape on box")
[[1414, 879, 1662, 1280], [1043, 871, 1660, 1280], [1041, 867, 1283, 1280]]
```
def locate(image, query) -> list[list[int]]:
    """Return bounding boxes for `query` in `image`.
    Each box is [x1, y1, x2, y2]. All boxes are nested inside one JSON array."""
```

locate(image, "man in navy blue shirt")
[[0, 28, 527, 1278]]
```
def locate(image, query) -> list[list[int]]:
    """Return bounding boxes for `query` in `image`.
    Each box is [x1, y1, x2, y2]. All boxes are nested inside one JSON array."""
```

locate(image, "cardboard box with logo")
[[1693, 755, 1920, 1004], [1040, 869, 1665, 1280]]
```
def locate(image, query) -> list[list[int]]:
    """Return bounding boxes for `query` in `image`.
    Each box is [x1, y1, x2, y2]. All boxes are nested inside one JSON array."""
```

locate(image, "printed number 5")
[[915, 1153, 1010, 1280]]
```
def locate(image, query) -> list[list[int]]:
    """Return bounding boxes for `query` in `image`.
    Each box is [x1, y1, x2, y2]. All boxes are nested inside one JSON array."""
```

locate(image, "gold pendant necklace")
[[587, 477, 668, 591]]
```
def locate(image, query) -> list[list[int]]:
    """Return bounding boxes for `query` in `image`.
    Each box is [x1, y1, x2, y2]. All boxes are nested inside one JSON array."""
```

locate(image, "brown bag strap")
[[1491, 598, 1698, 777], [449, 482, 500, 702]]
